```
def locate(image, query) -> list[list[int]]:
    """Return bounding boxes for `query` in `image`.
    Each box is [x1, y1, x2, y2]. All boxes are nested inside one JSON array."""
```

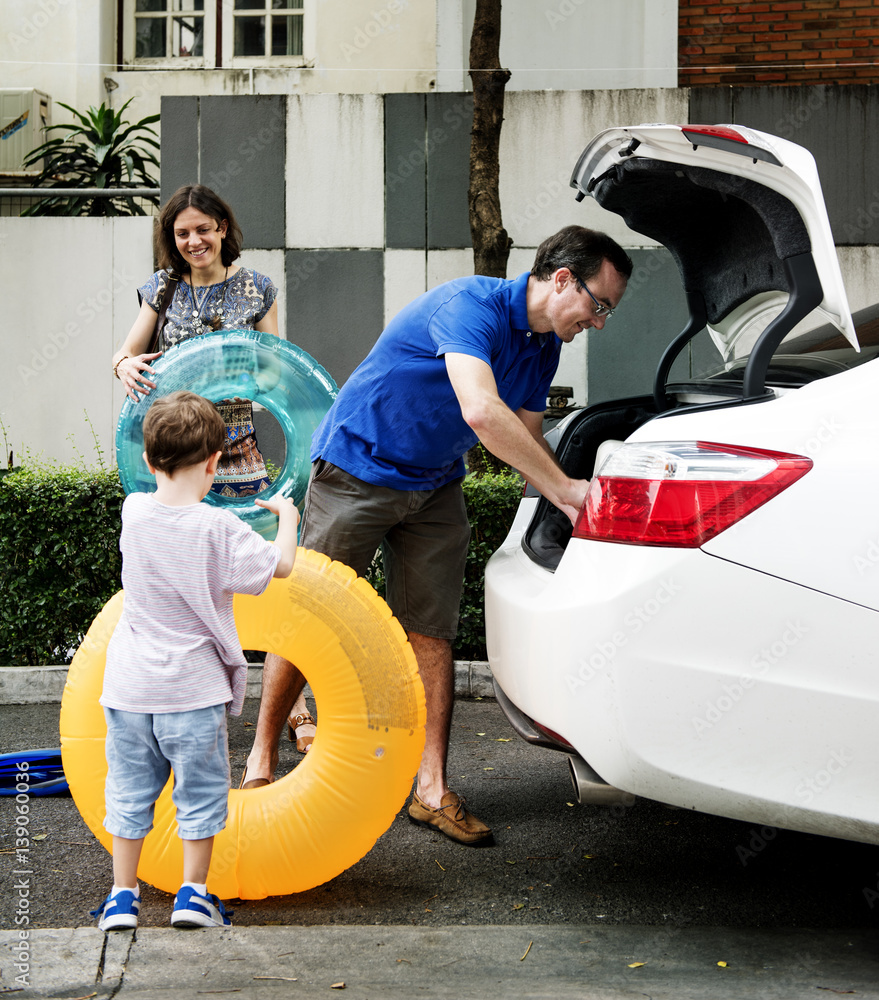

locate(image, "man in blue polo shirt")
[[243, 225, 632, 844]]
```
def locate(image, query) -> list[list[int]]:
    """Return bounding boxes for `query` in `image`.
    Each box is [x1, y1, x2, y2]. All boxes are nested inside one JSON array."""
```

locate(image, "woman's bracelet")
[[113, 356, 130, 379]]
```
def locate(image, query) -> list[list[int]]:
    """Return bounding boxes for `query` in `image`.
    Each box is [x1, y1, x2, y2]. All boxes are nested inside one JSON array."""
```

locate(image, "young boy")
[[90, 390, 298, 931]]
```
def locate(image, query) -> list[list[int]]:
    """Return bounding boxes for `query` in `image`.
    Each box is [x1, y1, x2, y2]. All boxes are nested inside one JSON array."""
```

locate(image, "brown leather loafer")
[[408, 791, 493, 845]]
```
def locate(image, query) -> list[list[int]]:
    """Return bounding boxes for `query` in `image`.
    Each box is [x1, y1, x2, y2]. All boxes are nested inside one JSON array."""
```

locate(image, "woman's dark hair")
[[155, 184, 244, 273], [531, 225, 633, 283]]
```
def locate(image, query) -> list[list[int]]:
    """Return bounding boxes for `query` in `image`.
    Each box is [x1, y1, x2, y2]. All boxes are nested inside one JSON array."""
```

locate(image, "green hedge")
[[0, 464, 125, 665], [0, 462, 522, 666]]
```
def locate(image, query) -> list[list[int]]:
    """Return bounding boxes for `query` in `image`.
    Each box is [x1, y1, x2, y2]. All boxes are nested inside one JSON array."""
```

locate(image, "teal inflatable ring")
[[116, 330, 337, 539]]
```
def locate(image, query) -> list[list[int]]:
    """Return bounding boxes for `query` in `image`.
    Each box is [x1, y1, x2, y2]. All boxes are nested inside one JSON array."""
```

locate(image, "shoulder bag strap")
[[148, 269, 181, 355]]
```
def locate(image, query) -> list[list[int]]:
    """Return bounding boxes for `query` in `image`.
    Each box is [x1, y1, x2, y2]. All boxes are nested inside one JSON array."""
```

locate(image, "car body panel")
[[635, 360, 879, 611], [486, 123, 879, 845], [486, 526, 879, 843]]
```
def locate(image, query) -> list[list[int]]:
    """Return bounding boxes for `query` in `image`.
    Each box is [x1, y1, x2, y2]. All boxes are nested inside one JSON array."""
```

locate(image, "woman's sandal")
[[287, 712, 316, 754]]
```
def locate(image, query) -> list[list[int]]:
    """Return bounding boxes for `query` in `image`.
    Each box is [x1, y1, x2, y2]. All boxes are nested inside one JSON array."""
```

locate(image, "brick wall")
[[679, 1, 879, 86]]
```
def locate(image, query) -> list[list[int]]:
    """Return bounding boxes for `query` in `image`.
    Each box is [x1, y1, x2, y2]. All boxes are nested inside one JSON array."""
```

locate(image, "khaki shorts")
[[299, 459, 471, 641]]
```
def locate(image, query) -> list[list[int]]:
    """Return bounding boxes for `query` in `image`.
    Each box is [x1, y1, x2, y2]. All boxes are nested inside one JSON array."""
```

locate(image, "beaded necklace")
[[186, 267, 229, 334]]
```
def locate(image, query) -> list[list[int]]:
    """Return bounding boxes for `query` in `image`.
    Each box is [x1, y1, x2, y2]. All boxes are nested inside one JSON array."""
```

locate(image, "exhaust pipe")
[[568, 755, 636, 807]]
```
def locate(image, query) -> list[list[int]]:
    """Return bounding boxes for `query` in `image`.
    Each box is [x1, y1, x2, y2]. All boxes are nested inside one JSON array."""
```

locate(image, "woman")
[[111, 184, 316, 760]]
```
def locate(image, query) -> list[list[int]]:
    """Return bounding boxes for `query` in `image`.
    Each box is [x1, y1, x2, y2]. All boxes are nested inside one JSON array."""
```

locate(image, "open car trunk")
[[522, 124, 864, 573]]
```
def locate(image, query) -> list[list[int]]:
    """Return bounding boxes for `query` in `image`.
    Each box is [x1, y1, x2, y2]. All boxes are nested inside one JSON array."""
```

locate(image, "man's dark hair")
[[531, 225, 633, 282], [143, 391, 227, 476]]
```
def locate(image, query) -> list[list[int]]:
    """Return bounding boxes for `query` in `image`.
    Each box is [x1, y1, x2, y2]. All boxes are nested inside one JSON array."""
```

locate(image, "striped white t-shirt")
[[101, 493, 281, 716]]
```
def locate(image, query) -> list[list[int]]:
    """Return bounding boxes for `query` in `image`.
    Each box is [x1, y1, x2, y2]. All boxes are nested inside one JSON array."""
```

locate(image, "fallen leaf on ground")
[[435, 859, 445, 870], [496, 738, 511, 742], [717, 961, 728, 968], [483, 767, 494, 771], [512, 903, 525, 910], [628, 962, 646, 968], [32, 833, 48, 841]]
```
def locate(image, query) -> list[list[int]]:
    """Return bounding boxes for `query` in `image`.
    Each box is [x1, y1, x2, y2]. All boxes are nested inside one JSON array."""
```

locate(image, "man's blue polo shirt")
[[311, 271, 562, 490]]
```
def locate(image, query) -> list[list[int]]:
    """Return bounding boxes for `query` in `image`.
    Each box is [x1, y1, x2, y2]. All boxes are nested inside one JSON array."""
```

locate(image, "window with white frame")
[[231, 0, 304, 58], [122, 0, 308, 67]]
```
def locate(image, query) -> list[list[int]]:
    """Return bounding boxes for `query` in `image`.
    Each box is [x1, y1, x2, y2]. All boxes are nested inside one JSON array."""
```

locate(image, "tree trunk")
[[468, 0, 512, 279]]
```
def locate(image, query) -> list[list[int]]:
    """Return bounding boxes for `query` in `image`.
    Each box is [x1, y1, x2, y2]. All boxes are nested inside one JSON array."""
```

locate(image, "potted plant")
[[21, 98, 160, 217]]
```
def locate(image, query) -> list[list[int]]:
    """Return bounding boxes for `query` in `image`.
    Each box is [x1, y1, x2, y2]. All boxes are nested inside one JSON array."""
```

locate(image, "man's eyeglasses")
[[574, 275, 615, 318]]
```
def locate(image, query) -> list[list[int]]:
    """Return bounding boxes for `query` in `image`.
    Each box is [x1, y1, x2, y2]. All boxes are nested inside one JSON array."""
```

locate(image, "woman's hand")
[[117, 352, 163, 401]]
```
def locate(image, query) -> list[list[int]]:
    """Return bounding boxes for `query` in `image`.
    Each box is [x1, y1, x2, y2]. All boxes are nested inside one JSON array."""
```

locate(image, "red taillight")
[[682, 124, 748, 144], [573, 441, 812, 548]]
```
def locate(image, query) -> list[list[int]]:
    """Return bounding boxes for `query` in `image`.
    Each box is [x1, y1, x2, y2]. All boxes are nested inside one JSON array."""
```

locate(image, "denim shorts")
[[300, 460, 471, 641], [103, 704, 230, 841]]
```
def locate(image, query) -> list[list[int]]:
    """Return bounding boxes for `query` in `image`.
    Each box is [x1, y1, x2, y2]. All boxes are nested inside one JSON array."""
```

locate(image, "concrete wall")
[[2, 216, 153, 466], [2, 0, 116, 124], [461, 0, 678, 91], [0, 217, 285, 467], [0, 0, 679, 154], [3, 85, 879, 464]]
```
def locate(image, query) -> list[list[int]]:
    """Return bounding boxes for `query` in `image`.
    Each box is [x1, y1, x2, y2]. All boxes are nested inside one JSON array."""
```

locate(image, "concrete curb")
[[3, 925, 878, 999], [0, 661, 495, 705]]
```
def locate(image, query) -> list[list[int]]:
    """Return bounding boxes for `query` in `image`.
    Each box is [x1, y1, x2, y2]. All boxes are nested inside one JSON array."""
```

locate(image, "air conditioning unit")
[[0, 89, 51, 175]]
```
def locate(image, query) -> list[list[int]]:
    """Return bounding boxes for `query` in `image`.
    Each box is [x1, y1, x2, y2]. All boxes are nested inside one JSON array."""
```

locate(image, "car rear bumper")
[[485, 524, 879, 844]]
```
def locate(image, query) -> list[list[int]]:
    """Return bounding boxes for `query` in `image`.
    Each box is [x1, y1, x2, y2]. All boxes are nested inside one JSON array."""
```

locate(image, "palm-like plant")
[[21, 99, 160, 217]]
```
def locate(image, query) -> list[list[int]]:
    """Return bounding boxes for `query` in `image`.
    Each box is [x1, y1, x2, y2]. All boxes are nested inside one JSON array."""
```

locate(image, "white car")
[[485, 124, 879, 845]]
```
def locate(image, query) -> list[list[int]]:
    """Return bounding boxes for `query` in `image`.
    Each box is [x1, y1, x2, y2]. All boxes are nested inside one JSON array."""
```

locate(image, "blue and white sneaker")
[[170, 886, 232, 928], [90, 889, 140, 931]]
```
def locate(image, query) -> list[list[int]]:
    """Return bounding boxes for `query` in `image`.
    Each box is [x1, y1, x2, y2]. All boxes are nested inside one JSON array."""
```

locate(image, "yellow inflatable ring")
[[60, 549, 425, 900]]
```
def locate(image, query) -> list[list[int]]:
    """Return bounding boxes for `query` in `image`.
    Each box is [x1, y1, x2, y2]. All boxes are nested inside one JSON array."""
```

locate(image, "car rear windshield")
[[668, 300, 879, 388]]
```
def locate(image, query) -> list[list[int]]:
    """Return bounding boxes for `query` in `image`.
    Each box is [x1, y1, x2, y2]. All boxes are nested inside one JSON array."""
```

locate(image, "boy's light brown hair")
[[143, 391, 226, 476]]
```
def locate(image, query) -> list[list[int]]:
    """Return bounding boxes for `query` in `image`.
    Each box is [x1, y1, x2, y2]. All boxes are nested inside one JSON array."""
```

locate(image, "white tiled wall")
[[285, 94, 385, 250]]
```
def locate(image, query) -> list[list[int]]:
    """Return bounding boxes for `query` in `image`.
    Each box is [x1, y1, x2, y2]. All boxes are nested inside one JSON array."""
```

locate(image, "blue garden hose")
[[0, 748, 68, 796]]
